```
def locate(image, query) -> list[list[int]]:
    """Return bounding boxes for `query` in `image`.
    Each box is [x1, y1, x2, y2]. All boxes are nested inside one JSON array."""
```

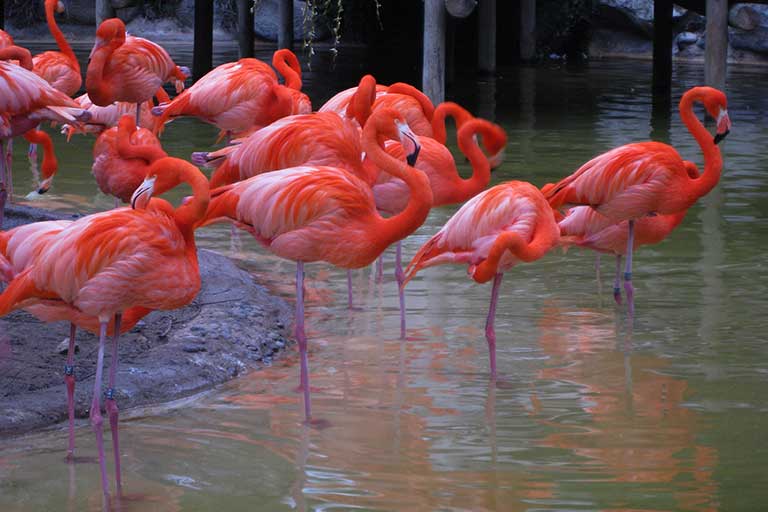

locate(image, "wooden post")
[[519, 0, 536, 61], [95, 0, 115, 25], [652, 0, 673, 96], [193, 0, 214, 79], [478, 0, 496, 73], [278, 0, 294, 50], [423, 0, 446, 104], [237, 0, 255, 58], [705, 0, 728, 91], [0, 0, 5, 30]]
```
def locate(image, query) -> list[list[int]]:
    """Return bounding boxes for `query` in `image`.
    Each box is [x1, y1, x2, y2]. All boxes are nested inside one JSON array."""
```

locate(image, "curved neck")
[[347, 75, 376, 126], [117, 123, 166, 163], [85, 47, 113, 105], [271, 84, 295, 119], [364, 128, 433, 244], [0, 46, 33, 69], [454, 120, 492, 198], [431, 102, 473, 145], [386, 83, 435, 120], [272, 49, 302, 90], [472, 226, 555, 283], [45, 0, 78, 68], [679, 93, 723, 199]]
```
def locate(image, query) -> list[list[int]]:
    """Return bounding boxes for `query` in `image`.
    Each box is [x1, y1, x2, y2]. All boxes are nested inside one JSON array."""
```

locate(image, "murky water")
[[1, 41, 768, 511]]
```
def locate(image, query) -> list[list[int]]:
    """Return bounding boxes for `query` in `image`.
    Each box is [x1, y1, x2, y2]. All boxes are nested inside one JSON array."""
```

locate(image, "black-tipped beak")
[[406, 143, 420, 167], [37, 187, 48, 195], [714, 129, 729, 145]]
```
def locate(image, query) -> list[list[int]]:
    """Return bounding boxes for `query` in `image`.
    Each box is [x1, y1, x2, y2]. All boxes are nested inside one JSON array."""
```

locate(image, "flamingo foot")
[[65, 365, 76, 460], [105, 389, 122, 494]]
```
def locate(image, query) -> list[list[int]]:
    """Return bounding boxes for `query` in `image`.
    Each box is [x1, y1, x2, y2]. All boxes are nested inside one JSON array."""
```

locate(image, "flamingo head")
[[37, 177, 53, 195], [55, 1, 65, 14], [714, 108, 731, 145], [696, 87, 730, 144], [397, 120, 421, 166], [90, 18, 125, 59], [131, 175, 156, 210]]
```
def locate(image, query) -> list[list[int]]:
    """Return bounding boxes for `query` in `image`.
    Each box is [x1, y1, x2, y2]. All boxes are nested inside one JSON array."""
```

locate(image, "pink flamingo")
[[86, 18, 189, 124], [403, 181, 560, 377], [197, 108, 433, 422], [0, 157, 209, 499], [544, 86, 731, 314], [33, 0, 81, 96], [152, 52, 311, 141]]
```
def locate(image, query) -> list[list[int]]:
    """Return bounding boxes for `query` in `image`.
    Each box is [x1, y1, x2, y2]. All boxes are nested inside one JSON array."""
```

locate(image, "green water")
[[1, 42, 768, 511]]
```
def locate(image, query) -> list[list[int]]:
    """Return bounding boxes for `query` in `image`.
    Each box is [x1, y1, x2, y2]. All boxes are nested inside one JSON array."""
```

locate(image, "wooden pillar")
[[278, 0, 294, 50], [423, 0, 446, 104], [0, 0, 5, 30], [95, 0, 115, 25], [705, 0, 728, 91], [237, 0, 255, 58], [193, 0, 214, 79], [478, 0, 496, 73], [652, 0, 673, 96], [519, 0, 536, 61]]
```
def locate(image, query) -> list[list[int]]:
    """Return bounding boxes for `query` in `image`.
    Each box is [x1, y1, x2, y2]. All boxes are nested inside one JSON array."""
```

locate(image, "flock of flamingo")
[[0, 1, 731, 503]]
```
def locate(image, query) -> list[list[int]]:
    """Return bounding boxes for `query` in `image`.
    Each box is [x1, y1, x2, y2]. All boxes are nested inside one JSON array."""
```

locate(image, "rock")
[[675, 31, 699, 51], [674, 9, 705, 34], [731, 26, 768, 54], [729, 4, 768, 31], [62, 0, 97, 25], [445, 0, 476, 18], [595, 0, 653, 38], [253, 0, 331, 42]]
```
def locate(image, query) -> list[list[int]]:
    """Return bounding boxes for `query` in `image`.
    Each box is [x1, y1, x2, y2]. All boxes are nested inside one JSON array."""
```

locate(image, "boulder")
[[252, 0, 330, 42], [594, 0, 653, 38], [729, 4, 768, 31], [731, 26, 768, 54], [445, 0, 476, 18], [675, 30, 699, 51]]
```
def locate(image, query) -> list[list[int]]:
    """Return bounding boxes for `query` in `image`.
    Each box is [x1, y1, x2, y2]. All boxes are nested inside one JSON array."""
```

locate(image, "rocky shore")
[[0, 204, 292, 437]]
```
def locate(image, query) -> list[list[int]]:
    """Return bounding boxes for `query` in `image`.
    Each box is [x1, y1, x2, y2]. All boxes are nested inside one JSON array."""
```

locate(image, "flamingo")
[[0, 30, 13, 49], [33, 0, 82, 96], [152, 53, 311, 140], [544, 86, 731, 314], [61, 89, 170, 138], [403, 181, 560, 377], [0, 45, 89, 220], [92, 114, 167, 205], [0, 219, 154, 460], [372, 116, 507, 337], [86, 17, 189, 124], [0, 156, 209, 499], [319, 74, 435, 136], [197, 108, 433, 422], [558, 206, 689, 304]]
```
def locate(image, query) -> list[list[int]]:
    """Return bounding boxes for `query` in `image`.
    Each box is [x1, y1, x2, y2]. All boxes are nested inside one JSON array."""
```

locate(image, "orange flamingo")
[[152, 53, 311, 141], [33, 0, 81, 96], [0, 45, 89, 218], [0, 156, 209, 499], [61, 89, 170, 137], [372, 115, 506, 336], [0, 219, 154, 460], [544, 86, 730, 314], [319, 74, 435, 136], [198, 108, 433, 422], [86, 18, 188, 123], [92, 114, 167, 205], [403, 181, 560, 377]]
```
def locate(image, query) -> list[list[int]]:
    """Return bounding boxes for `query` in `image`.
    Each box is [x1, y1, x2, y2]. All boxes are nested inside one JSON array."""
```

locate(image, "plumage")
[[32, 0, 81, 96]]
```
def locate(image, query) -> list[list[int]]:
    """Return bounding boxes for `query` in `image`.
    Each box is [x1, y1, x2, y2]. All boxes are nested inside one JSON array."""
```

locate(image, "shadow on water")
[[1, 39, 768, 510]]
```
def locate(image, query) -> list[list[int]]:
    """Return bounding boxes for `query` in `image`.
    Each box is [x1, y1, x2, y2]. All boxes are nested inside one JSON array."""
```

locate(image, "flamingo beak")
[[396, 120, 420, 166], [714, 109, 731, 145], [131, 176, 156, 210], [37, 177, 53, 194]]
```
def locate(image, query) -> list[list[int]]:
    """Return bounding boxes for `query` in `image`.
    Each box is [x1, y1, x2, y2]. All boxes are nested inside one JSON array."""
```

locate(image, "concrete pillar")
[[705, 0, 728, 91], [193, 0, 214, 79], [278, 0, 294, 50], [237, 0, 255, 58], [478, 0, 496, 73], [519, 0, 536, 61], [423, 0, 446, 104], [95, 0, 115, 25]]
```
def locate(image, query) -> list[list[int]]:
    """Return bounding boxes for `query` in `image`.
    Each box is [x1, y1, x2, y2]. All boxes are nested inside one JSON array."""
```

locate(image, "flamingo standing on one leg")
[[197, 108, 433, 422], [92, 114, 167, 205], [86, 18, 189, 125], [372, 116, 507, 337], [0, 45, 89, 220], [544, 86, 731, 315], [0, 157, 209, 500], [403, 181, 560, 377], [152, 53, 311, 140]]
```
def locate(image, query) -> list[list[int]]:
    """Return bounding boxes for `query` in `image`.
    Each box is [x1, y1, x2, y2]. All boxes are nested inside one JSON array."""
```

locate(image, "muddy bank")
[[0, 204, 293, 437]]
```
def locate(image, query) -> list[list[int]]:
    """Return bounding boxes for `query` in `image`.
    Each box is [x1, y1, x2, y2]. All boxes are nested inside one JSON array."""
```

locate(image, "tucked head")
[[91, 18, 126, 57]]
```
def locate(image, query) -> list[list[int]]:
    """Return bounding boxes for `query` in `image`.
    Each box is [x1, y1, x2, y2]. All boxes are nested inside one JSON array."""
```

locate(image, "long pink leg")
[[375, 254, 384, 282], [613, 255, 623, 305], [296, 262, 311, 421], [394, 241, 406, 339], [6, 138, 12, 202], [485, 273, 503, 378], [0, 140, 6, 227], [624, 220, 635, 316], [105, 313, 123, 494], [64, 323, 77, 460], [90, 321, 111, 500], [346, 270, 354, 309], [135, 102, 141, 126]]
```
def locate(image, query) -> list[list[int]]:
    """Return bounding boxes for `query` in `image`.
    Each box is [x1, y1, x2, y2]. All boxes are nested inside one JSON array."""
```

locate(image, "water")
[[2, 41, 768, 511]]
